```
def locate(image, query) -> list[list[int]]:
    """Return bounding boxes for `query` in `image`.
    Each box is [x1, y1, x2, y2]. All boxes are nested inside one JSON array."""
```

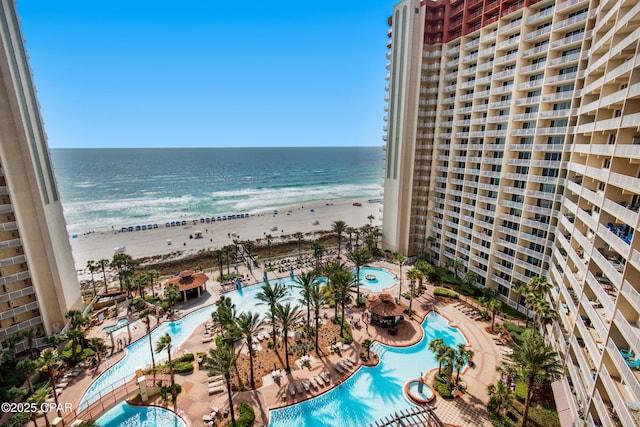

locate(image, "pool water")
[[80, 279, 303, 409], [96, 401, 187, 427], [102, 318, 130, 333], [268, 311, 466, 426], [357, 267, 398, 292]]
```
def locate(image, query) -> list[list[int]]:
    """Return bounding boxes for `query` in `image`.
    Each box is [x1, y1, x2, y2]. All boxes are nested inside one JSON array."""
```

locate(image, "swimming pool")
[[80, 279, 303, 409], [102, 318, 129, 333], [357, 267, 398, 292], [268, 311, 466, 427], [96, 401, 187, 427]]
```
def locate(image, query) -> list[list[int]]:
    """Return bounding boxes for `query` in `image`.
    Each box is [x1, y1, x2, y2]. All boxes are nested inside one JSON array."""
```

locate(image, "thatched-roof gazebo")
[[365, 293, 405, 328], [164, 270, 208, 302]]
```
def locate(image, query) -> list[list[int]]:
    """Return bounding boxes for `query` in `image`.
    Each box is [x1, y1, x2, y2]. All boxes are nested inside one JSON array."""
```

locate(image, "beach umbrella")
[[236, 277, 242, 289], [263, 271, 269, 285], [289, 266, 295, 281]]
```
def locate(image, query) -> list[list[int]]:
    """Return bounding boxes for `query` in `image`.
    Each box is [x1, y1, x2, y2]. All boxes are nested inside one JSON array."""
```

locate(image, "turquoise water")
[[358, 267, 398, 292], [268, 311, 466, 426], [102, 318, 129, 333], [51, 147, 383, 233], [80, 279, 303, 410], [96, 401, 187, 427]]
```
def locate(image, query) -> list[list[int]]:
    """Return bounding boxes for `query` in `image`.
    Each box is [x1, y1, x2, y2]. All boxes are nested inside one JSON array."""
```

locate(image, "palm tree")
[[333, 269, 356, 337], [147, 270, 160, 297], [275, 302, 302, 372], [311, 242, 325, 269], [111, 253, 135, 292], [362, 339, 373, 359], [212, 248, 225, 279], [395, 253, 407, 300], [367, 214, 375, 226], [293, 232, 304, 260], [488, 381, 513, 417], [405, 267, 421, 319], [332, 220, 347, 257], [485, 297, 502, 332], [135, 274, 150, 299], [537, 302, 557, 337], [214, 295, 238, 341], [347, 248, 370, 305], [223, 245, 234, 277], [88, 337, 106, 363], [155, 333, 178, 411], [346, 226, 355, 250], [428, 338, 446, 375], [39, 349, 63, 417], [446, 257, 463, 276], [294, 271, 320, 333], [256, 281, 288, 348], [17, 358, 39, 394], [461, 271, 479, 290], [453, 343, 474, 385], [235, 311, 264, 389], [309, 281, 325, 354], [415, 259, 434, 286], [164, 284, 181, 315], [140, 309, 156, 373], [86, 260, 98, 296], [21, 328, 38, 357], [509, 334, 562, 427], [97, 258, 110, 294], [265, 234, 273, 266], [204, 343, 237, 426]]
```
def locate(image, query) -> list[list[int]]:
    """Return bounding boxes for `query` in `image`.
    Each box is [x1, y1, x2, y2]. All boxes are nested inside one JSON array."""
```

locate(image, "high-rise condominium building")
[[382, 0, 640, 425], [0, 1, 82, 353]]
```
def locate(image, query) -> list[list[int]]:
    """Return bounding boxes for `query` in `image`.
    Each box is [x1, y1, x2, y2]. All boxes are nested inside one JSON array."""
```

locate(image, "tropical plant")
[[204, 343, 237, 426], [488, 380, 513, 417], [213, 295, 238, 341], [87, 259, 98, 297], [405, 267, 421, 318], [212, 248, 225, 279], [508, 334, 562, 427], [96, 258, 110, 294], [428, 338, 446, 375], [147, 270, 160, 298], [16, 358, 39, 394], [21, 328, 38, 357], [275, 302, 302, 372], [294, 271, 320, 334], [362, 339, 372, 359], [485, 297, 502, 332], [89, 337, 106, 363], [134, 274, 151, 299], [140, 309, 156, 372], [415, 259, 434, 286], [111, 253, 136, 292], [293, 231, 304, 259], [39, 349, 63, 417], [332, 220, 347, 257], [235, 311, 264, 389], [395, 253, 407, 300], [256, 281, 288, 348], [308, 281, 325, 354], [453, 342, 474, 385], [164, 284, 181, 316], [265, 234, 273, 265], [155, 333, 178, 411], [367, 214, 375, 226], [311, 242, 325, 269], [347, 248, 370, 304]]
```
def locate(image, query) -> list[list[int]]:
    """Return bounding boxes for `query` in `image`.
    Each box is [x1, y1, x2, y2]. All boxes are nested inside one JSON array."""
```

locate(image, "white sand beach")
[[69, 198, 381, 271]]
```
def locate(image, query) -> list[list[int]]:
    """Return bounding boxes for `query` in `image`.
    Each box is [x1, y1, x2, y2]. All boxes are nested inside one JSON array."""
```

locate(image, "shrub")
[[144, 295, 159, 303], [459, 283, 478, 296], [515, 381, 527, 401], [231, 401, 255, 427], [503, 321, 524, 335], [341, 334, 353, 345], [2, 412, 30, 427], [176, 352, 195, 363], [172, 361, 194, 374], [433, 378, 453, 399], [434, 287, 459, 299]]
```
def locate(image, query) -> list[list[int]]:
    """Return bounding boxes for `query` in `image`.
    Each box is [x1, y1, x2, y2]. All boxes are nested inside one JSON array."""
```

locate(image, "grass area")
[[490, 402, 560, 427]]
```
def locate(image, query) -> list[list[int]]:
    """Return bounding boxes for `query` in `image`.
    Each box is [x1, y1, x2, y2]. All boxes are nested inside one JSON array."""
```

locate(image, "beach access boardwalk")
[[51, 258, 504, 427]]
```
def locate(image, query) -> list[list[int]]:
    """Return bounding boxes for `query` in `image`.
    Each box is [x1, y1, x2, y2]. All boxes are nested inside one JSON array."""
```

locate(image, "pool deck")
[[51, 258, 506, 427]]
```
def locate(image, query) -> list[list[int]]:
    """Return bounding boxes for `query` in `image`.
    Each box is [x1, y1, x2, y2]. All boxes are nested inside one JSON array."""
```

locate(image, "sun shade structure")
[[164, 270, 208, 302], [365, 293, 405, 328]]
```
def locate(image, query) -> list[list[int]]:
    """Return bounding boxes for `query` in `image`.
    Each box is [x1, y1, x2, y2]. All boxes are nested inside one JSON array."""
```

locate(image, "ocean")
[[51, 147, 384, 233]]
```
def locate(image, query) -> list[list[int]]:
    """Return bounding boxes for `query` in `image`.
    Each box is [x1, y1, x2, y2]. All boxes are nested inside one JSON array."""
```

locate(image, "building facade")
[[0, 0, 82, 354], [382, 0, 640, 425]]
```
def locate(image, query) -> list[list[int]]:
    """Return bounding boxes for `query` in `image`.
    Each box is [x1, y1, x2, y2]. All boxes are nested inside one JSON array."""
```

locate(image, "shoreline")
[[69, 197, 381, 272]]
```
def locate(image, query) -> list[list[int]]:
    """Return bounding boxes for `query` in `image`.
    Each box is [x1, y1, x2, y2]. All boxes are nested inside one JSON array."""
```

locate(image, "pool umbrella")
[[290, 266, 295, 280], [263, 270, 269, 284]]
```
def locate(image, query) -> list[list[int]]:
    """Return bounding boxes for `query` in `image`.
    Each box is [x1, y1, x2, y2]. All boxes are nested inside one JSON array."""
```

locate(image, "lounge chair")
[[334, 364, 345, 374], [295, 382, 303, 394], [208, 375, 223, 382], [627, 358, 640, 369], [288, 383, 296, 396], [320, 372, 330, 384], [316, 375, 326, 386], [208, 385, 225, 395], [202, 336, 213, 343], [209, 380, 224, 388], [343, 358, 353, 367], [302, 380, 310, 392], [620, 349, 634, 359]]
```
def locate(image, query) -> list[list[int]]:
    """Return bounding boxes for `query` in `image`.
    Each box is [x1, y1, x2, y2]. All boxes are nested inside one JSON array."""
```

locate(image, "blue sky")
[[17, 1, 397, 148]]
